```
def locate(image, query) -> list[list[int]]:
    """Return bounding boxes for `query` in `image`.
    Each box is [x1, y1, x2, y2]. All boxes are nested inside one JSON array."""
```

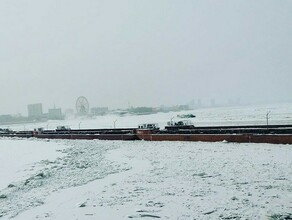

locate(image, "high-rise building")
[[48, 108, 63, 120], [27, 103, 43, 119]]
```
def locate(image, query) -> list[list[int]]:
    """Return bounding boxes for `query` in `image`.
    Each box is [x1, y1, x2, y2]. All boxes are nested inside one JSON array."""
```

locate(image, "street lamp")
[[114, 119, 117, 128], [79, 121, 82, 129], [266, 111, 271, 127]]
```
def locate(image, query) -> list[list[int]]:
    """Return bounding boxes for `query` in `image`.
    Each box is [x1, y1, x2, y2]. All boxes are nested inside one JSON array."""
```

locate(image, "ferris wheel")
[[76, 96, 89, 115]]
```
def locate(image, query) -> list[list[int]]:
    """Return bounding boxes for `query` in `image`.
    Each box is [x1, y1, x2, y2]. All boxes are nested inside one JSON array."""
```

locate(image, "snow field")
[[0, 139, 290, 219], [0, 139, 130, 218], [0, 103, 292, 219], [0, 138, 67, 190]]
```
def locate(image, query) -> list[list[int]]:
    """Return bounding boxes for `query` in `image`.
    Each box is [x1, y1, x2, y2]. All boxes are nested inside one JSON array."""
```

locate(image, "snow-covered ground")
[[0, 139, 291, 219], [0, 139, 67, 191], [0, 103, 292, 219], [6, 103, 292, 131]]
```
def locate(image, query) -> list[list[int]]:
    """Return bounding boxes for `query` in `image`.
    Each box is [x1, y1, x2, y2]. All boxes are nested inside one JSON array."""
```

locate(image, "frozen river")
[[0, 103, 292, 219]]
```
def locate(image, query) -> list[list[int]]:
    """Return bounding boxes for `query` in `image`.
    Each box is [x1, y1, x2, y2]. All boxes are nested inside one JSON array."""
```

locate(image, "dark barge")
[[1, 122, 292, 144], [0, 128, 139, 141], [136, 122, 292, 144]]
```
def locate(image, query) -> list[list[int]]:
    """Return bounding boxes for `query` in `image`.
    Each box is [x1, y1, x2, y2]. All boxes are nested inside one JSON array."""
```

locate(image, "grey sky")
[[0, 0, 291, 115]]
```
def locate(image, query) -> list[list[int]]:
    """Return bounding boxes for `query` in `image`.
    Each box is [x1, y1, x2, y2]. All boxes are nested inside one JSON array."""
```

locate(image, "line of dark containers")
[[1, 123, 292, 144]]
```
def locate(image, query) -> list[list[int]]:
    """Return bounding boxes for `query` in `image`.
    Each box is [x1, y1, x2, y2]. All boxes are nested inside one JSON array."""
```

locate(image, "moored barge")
[[136, 122, 292, 144], [0, 128, 138, 141], [1, 122, 292, 144]]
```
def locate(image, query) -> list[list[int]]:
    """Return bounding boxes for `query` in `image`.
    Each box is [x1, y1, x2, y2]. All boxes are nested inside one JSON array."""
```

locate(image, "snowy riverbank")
[[0, 138, 291, 219]]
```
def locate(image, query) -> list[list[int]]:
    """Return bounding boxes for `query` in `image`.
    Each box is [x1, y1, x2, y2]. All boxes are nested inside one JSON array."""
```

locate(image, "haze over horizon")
[[0, 0, 291, 115]]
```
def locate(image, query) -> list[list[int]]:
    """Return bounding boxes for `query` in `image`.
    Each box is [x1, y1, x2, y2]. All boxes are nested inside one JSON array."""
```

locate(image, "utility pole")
[[79, 121, 82, 129], [266, 111, 271, 127], [114, 119, 117, 128]]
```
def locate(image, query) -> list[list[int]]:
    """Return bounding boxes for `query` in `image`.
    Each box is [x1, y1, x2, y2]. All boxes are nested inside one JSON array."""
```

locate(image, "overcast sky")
[[0, 0, 291, 115]]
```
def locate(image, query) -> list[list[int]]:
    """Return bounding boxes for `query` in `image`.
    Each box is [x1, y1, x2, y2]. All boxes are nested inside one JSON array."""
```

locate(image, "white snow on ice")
[[0, 103, 291, 219], [0, 138, 67, 190]]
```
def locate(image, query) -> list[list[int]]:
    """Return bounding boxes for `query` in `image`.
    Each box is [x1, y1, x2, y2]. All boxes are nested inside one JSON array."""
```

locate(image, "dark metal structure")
[[1, 124, 292, 144]]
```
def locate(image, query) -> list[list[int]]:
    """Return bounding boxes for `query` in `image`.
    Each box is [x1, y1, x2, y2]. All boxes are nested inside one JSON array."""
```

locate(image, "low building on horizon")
[[91, 107, 109, 116], [0, 114, 29, 125]]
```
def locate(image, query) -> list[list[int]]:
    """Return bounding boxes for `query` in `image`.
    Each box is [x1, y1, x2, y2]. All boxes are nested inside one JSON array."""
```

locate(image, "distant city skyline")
[[1, 97, 290, 117]]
